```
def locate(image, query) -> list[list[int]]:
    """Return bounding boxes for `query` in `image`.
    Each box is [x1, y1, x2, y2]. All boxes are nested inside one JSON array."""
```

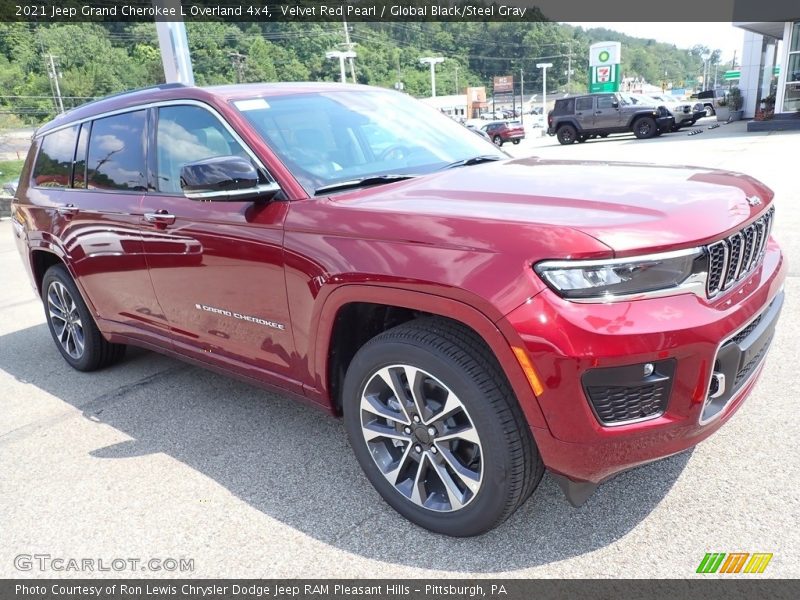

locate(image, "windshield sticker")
[[234, 98, 270, 111]]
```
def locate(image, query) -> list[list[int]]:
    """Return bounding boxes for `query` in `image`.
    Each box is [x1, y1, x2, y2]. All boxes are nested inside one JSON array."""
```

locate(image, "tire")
[[42, 264, 126, 371], [704, 105, 715, 117], [342, 317, 543, 537], [633, 117, 658, 139], [512, 139, 520, 145], [492, 135, 503, 146], [556, 125, 577, 145]]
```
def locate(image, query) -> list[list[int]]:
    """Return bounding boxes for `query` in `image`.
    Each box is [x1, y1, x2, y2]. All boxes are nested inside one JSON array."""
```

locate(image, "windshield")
[[233, 90, 504, 195]]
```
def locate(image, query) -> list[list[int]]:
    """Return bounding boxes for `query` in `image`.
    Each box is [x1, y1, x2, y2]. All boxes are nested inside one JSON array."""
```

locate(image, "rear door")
[[574, 96, 595, 129], [139, 103, 299, 391], [44, 111, 168, 340]]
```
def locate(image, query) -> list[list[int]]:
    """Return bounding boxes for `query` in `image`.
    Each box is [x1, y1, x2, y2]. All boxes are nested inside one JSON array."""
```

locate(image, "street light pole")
[[326, 50, 357, 83], [536, 63, 553, 125], [420, 56, 445, 97]]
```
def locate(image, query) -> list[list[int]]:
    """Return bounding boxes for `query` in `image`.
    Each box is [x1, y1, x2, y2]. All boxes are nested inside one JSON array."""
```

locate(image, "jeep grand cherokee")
[[11, 83, 785, 536]]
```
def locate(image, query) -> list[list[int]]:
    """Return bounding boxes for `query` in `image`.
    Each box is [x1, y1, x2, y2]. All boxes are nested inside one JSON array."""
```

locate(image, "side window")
[[32, 126, 78, 188], [156, 105, 249, 194], [597, 96, 615, 109], [576, 97, 594, 112], [73, 123, 89, 189], [87, 110, 147, 191]]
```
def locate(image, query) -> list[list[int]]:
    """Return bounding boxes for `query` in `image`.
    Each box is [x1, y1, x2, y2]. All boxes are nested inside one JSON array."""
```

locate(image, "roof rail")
[[54, 82, 190, 117]]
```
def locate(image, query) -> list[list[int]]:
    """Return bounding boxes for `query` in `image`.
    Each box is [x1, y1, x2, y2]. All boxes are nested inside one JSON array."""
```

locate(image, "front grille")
[[585, 382, 670, 425], [705, 207, 774, 297]]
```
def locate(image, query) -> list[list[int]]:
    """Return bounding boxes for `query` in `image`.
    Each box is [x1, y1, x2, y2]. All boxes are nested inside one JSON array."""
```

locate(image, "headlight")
[[534, 249, 703, 301]]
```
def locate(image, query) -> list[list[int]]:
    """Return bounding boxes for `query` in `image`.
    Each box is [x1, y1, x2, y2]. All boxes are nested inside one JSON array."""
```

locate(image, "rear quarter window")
[[32, 126, 79, 188], [554, 99, 575, 115]]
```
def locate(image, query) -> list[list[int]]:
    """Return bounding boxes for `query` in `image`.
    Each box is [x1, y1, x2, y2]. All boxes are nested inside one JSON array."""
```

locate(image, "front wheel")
[[512, 139, 520, 145], [42, 264, 126, 371], [342, 318, 543, 536], [492, 135, 503, 146], [633, 117, 658, 139]]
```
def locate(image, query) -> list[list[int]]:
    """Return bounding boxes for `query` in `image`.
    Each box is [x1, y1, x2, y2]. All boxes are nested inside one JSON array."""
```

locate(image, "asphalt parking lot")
[[1, 120, 798, 578]]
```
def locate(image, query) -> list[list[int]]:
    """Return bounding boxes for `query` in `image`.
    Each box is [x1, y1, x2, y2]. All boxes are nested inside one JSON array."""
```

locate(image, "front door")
[[593, 94, 622, 130], [140, 103, 299, 391]]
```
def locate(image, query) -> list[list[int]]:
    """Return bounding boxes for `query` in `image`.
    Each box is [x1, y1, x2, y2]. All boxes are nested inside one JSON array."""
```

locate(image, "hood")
[[331, 157, 774, 256]]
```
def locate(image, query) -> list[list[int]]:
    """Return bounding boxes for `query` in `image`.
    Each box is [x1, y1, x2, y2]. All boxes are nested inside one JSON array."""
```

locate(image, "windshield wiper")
[[442, 155, 504, 170], [314, 174, 416, 195]]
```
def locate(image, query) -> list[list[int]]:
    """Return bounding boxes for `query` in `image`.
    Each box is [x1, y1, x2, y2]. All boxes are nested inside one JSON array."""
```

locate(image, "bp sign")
[[589, 42, 621, 93]]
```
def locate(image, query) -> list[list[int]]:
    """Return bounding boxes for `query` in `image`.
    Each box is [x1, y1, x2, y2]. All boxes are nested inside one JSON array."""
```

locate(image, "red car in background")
[[481, 120, 525, 146], [11, 82, 784, 536]]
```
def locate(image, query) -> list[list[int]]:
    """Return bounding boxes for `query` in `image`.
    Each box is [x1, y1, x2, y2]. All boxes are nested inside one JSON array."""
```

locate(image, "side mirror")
[[611, 100, 619, 109], [180, 155, 279, 202]]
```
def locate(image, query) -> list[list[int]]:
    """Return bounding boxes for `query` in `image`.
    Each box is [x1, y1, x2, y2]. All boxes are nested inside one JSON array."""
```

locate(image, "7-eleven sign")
[[590, 64, 619, 93]]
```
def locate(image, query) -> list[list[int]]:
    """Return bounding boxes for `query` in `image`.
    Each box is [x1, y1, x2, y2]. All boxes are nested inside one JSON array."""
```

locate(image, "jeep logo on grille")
[[746, 196, 762, 206]]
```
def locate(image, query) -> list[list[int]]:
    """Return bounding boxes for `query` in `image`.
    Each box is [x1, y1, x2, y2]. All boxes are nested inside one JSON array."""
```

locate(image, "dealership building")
[[735, 20, 800, 123]]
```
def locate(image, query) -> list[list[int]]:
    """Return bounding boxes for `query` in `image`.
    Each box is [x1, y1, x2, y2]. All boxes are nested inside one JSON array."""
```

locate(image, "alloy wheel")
[[359, 364, 483, 512], [47, 280, 85, 359]]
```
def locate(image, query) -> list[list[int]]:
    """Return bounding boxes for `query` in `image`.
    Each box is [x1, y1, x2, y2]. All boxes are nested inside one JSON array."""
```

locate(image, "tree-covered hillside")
[[0, 21, 725, 125]]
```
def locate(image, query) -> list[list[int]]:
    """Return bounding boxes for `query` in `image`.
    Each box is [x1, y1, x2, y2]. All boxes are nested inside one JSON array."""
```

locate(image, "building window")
[[783, 21, 800, 112]]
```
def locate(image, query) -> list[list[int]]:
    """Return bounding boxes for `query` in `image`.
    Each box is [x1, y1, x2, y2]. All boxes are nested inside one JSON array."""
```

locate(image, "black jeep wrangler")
[[547, 92, 674, 145]]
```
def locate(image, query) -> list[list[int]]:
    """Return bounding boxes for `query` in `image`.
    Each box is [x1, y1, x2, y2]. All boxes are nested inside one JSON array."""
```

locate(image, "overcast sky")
[[565, 23, 744, 63]]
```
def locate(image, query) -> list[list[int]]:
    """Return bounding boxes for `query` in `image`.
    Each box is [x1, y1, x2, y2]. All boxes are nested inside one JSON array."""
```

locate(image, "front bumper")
[[501, 241, 786, 483], [656, 115, 675, 130]]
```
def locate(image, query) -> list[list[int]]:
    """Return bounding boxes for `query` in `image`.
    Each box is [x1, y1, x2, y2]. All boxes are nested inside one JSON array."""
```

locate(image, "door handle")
[[56, 204, 78, 219], [576, 112, 583, 116], [143, 211, 176, 226], [594, 111, 602, 115]]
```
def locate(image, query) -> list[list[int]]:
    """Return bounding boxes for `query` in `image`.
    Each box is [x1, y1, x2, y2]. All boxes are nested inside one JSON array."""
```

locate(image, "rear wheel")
[[704, 105, 715, 117], [512, 139, 520, 145], [633, 117, 658, 139], [42, 264, 126, 371], [556, 125, 577, 145], [342, 318, 543, 537]]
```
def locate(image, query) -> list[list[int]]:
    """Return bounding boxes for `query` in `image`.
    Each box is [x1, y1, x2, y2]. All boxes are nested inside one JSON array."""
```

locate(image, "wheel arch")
[[308, 285, 547, 429]]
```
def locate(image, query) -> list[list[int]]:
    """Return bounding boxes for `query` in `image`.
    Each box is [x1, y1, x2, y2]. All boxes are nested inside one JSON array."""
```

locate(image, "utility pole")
[[342, 18, 357, 84], [46, 54, 64, 114], [326, 50, 356, 83], [229, 51, 246, 83], [420, 57, 445, 97], [520, 68, 524, 126], [567, 42, 573, 90], [454, 65, 459, 95]]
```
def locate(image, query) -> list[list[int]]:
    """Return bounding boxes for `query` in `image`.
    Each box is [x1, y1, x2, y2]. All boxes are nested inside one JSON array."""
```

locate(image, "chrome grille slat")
[[705, 207, 774, 298]]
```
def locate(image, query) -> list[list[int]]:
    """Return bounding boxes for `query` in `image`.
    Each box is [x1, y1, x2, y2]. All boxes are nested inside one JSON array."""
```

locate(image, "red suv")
[[481, 120, 525, 146], [11, 83, 785, 536]]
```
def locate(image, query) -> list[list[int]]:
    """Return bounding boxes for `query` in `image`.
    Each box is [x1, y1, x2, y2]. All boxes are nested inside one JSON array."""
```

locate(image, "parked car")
[[480, 120, 525, 146], [690, 89, 728, 117], [649, 94, 706, 129], [481, 111, 506, 120], [465, 123, 492, 142], [12, 82, 785, 536], [1, 179, 17, 197], [547, 92, 674, 144]]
